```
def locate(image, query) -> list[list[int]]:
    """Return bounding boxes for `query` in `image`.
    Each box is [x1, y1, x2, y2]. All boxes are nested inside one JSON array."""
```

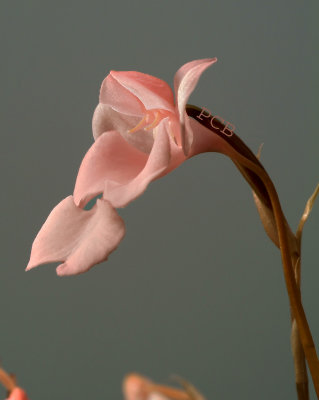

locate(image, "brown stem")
[[290, 253, 309, 400], [292, 318, 309, 400], [185, 104, 318, 396], [224, 147, 319, 397], [0, 367, 16, 392], [292, 184, 319, 398]]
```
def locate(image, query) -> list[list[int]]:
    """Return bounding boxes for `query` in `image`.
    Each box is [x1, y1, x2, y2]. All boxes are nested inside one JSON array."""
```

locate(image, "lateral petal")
[[110, 70, 175, 113], [26, 196, 125, 276], [174, 58, 217, 155], [99, 72, 146, 116], [6, 388, 29, 400]]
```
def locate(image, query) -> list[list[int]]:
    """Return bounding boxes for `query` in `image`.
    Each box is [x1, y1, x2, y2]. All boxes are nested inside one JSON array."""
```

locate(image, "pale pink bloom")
[[123, 374, 189, 400], [26, 58, 229, 276], [6, 388, 29, 400]]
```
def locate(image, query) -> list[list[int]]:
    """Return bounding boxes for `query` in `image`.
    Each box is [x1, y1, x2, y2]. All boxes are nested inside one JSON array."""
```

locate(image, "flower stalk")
[[186, 104, 319, 398], [230, 149, 319, 396], [0, 367, 16, 393], [291, 184, 319, 399]]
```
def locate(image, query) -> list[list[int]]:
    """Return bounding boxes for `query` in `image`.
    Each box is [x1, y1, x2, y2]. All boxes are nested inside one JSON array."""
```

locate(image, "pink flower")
[[26, 58, 229, 276], [6, 388, 29, 400], [123, 374, 190, 400]]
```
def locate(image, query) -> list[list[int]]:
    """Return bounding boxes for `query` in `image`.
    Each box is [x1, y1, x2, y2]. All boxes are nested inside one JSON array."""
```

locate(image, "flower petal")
[[174, 58, 217, 155], [187, 116, 230, 157], [103, 118, 174, 208], [123, 374, 153, 400], [26, 196, 125, 276], [99, 72, 145, 116], [109, 70, 175, 113], [148, 393, 170, 400], [6, 388, 29, 400], [74, 130, 149, 208], [92, 103, 154, 153]]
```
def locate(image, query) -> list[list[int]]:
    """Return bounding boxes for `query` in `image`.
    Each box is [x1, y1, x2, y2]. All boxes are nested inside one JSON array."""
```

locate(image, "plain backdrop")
[[1, 1, 318, 399]]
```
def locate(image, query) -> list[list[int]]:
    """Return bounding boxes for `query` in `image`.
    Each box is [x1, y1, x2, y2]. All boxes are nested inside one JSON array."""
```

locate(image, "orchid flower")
[[22, 55, 319, 396], [0, 367, 29, 400], [6, 388, 29, 400], [26, 58, 230, 276], [123, 373, 203, 400]]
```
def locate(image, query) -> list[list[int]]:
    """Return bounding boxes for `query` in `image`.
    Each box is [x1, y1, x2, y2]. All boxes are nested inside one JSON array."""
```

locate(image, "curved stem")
[[255, 145, 309, 399], [0, 367, 16, 392], [224, 146, 319, 396], [185, 104, 318, 395]]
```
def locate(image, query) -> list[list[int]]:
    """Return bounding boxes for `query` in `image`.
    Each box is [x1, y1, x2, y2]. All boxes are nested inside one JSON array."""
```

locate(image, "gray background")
[[1, 1, 318, 399]]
